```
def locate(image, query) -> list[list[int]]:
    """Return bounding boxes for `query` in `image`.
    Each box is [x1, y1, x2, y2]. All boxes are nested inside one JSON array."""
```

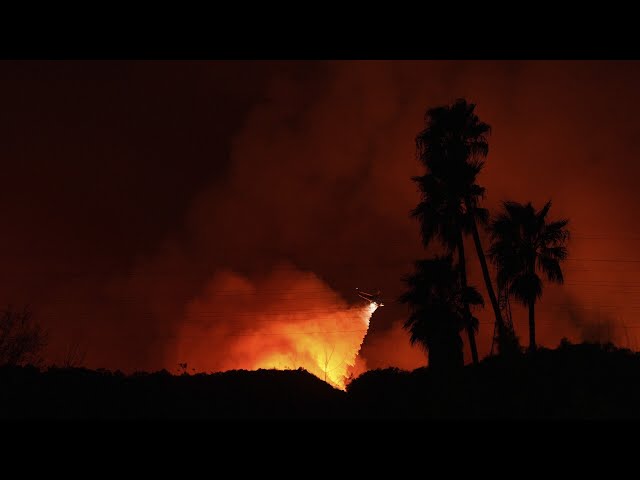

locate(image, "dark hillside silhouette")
[[3, 342, 640, 418], [347, 342, 640, 418], [0, 367, 345, 419]]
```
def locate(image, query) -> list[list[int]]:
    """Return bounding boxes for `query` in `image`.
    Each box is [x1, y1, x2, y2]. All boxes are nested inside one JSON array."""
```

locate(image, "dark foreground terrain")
[[2, 342, 640, 419]]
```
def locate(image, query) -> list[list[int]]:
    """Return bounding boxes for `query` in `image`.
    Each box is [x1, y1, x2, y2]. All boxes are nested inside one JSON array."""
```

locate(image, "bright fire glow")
[[172, 267, 379, 390]]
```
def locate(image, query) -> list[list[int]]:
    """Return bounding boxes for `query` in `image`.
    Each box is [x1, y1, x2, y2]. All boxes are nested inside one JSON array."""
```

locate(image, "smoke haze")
[[1, 61, 639, 374]]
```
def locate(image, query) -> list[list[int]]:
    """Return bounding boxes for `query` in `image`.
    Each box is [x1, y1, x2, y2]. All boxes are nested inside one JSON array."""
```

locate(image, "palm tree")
[[413, 98, 516, 360], [399, 255, 484, 370], [488, 201, 570, 352], [411, 169, 486, 364]]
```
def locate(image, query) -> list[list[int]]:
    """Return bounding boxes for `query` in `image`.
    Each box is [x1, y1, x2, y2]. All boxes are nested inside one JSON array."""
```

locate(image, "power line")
[[90, 329, 371, 338], [567, 258, 640, 263]]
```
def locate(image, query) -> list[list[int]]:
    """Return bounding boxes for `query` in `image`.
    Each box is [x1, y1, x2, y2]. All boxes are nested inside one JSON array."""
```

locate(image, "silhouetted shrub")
[[0, 307, 46, 367]]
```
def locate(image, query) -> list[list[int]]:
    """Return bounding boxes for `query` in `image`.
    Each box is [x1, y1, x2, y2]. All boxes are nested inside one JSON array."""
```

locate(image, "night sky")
[[2, 60, 639, 373]]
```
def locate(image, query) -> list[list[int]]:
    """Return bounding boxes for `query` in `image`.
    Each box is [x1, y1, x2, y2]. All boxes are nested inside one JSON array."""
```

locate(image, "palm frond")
[[463, 285, 485, 308], [399, 254, 473, 363], [543, 219, 570, 244], [538, 255, 564, 284], [536, 200, 552, 224], [468, 183, 486, 199], [473, 206, 490, 226], [502, 201, 526, 219], [509, 272, 543, 305], [489, 200, 570, 309], [541, 245, 568, 261]]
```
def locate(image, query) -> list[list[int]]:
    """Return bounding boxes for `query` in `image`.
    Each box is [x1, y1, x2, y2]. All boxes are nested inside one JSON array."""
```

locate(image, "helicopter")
[[356, 287, 384, 307]]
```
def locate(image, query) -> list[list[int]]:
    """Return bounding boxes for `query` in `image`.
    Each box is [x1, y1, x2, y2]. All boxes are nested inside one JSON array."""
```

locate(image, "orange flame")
[[171, 267, 377, 390]]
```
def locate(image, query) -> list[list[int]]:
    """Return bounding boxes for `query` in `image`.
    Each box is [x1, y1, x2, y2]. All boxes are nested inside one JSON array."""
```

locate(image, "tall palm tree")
[[488, 201, 570, 352], [411, 169, 486, 364], [399, 255, 484, 370], [413, 98, 516, 360]]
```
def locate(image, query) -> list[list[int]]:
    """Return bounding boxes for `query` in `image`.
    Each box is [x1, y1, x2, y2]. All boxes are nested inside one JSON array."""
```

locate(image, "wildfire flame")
[[171, 267, 378, 390]]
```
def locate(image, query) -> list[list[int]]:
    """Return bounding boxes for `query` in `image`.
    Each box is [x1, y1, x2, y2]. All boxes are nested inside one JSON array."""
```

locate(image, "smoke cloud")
[[3, 61, 640, 375]]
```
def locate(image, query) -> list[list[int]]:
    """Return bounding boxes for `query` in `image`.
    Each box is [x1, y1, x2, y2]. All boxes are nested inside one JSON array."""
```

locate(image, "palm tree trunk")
[[467, 210, 509, 349], [457, 231, 479, 365], [529, 300, 536, 352]]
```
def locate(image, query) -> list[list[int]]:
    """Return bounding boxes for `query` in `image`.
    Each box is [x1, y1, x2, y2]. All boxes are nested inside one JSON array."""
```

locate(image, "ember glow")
[[172, 267, 378, 389]]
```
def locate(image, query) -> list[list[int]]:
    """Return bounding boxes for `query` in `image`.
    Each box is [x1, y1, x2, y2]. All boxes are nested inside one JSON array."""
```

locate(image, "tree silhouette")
[[488, 201, 570, 352], [62, 339, 87, 368], [0, 306, 46, 366], [399, 255, 483, 370], [413, 98, 516, 360]]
